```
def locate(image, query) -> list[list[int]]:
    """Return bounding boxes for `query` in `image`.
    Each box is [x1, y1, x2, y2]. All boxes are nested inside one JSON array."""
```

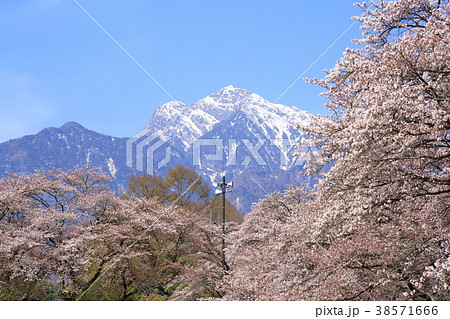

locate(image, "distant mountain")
[[129, 85, 313, 213], [148, 85, 310, 151], [0, 86, 314, 214], [0, 121, 136, 190]]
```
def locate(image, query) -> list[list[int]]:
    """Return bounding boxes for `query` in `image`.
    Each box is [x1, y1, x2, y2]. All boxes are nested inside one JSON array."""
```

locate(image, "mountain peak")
[[214, 85, 251, 97], [160, 100, 185, 109], [60, 121, 86, 131], [146, 85, 310, 154], [199, 86, 253, 111], [153, 101, 185, 116], [221, 84, 244, 91]]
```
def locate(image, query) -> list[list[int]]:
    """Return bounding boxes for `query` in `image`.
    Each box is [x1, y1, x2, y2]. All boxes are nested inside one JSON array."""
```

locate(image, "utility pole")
[[221, 174, 227, 273], [213, 173, 232, 274]]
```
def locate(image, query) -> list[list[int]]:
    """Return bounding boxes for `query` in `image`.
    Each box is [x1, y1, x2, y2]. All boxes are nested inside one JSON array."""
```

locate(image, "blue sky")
[[0, 0, 363, 143]]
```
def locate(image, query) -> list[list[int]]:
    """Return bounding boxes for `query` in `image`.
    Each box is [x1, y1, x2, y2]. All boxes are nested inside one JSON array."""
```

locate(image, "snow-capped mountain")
[[147, 85, 310, 152], [0, 86, 313, 214], [132, 85, 312, 213]]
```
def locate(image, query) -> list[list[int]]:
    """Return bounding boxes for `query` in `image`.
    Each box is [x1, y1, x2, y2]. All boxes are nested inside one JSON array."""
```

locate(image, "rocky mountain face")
[[0, 86, 313, 214], [128, 85, 312, 213], [0, 121, 136, 191], [148, 85, 310, 151]]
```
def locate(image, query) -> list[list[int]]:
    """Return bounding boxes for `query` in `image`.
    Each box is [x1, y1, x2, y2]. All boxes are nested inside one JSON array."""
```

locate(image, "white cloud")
[[0, 73, 54, 143]]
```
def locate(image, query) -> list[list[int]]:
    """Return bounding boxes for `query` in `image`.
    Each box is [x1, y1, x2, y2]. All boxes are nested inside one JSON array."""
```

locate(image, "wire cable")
[[72, 0, 176, 102], [273, 20, 357, 104]]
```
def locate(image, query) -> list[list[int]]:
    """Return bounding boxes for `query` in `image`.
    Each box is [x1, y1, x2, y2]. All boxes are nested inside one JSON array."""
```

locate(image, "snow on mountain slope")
[[146, 85, 311, 152], [139, 85, 312, 214], [0, 86, 313, 215], [146, 101, 207, 150], [193, 85, 254, 121]]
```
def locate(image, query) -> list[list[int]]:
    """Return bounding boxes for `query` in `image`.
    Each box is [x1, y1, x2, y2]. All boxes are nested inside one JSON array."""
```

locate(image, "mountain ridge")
[[0, 86, 313, 214], [133, 85, 312, 212], [0, 121, 134, 187], [146, 85, 310, 151]]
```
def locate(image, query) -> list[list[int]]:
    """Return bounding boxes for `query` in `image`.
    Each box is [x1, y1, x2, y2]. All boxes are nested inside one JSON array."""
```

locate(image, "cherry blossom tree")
[[297, 0, 450, 300], [0, 167, 114, 300], [0, 167, 225, 300], [4, 0, 448, 301], [223, 0, 450, 301], [221, 186, 326, 300], [303, 0, 450, 214]]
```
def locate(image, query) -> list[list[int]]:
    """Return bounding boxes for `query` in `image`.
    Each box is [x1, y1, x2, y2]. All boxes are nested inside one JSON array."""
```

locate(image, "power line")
[[273, 19, 358, 104], [72, 0, 176, 102]]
